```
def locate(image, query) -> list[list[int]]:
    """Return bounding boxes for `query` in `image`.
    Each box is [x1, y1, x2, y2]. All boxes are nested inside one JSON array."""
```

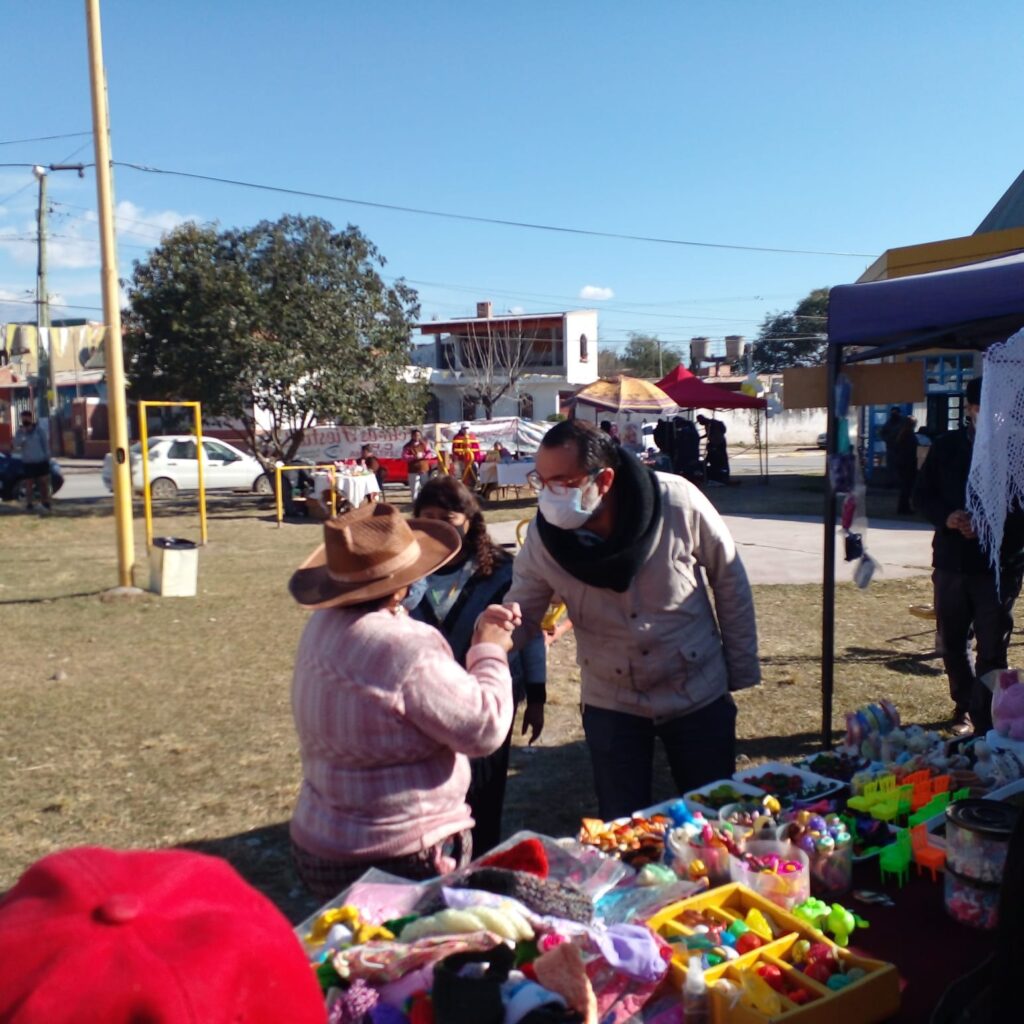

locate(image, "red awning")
[[655, 366, 766, 410]]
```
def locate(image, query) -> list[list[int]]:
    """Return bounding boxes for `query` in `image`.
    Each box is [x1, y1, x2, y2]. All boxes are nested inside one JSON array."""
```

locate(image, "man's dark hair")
[[541, 419, 621, 472], [966, 376, 983, 406]]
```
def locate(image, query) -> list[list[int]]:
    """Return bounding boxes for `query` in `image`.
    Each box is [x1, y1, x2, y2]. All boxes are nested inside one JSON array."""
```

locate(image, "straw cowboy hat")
[[289, 502, 460, 609]]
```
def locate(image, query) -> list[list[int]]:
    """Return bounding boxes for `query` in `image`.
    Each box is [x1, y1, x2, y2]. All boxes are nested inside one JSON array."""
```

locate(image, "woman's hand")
[[472, 602, 520, 652]]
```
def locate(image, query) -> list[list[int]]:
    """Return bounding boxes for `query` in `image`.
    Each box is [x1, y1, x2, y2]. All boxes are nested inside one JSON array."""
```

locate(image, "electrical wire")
[[114, 160, 879, 259], [0, 131, 92, 148]]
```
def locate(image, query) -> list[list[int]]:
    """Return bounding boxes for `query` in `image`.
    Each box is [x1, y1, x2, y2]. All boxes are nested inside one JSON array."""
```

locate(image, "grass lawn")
[[2, 482, 1014, 920]]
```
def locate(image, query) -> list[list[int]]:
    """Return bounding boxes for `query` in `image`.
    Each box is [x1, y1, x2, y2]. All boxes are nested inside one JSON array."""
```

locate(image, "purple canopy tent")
[[819, 251, 1024, 746]]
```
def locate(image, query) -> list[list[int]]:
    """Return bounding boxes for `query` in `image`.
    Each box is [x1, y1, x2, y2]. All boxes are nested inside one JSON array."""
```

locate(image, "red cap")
[[0, 846, 326, 1024]]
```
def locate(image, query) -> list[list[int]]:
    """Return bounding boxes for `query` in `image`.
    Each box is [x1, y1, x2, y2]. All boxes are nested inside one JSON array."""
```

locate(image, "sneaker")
[[39, 504, 51, 516], [951, 710, 973, 737]]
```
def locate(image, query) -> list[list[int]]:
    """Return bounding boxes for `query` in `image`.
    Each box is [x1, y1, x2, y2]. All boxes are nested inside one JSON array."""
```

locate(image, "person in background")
[[360, 444, 383, 490], [915, 376, 1024, 737], [879, 405, 905, 474], [11, 409, 51, 513], [402, 428, 435, 502], [697, 414, 729, 485], [288, 502, 517, 899], [893, 416, 920, 515], [411, 476, 546, 853], [508, 420, 760, 819], [451, 423, 481, 483]]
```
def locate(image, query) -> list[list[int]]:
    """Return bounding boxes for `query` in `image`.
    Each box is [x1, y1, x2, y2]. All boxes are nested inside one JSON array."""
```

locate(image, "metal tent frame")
[[820, 252, 1024, 746]]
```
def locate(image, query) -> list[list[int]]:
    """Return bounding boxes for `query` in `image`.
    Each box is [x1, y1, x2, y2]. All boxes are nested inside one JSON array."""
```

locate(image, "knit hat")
[[445, 868, 593, 924], [0, 846, 327, 1024]]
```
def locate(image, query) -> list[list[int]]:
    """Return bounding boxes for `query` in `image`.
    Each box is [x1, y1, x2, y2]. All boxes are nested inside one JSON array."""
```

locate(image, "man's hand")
[[472, 603, 521, 652], [521, 703, 545, 745], [946, 509, 977, 538]]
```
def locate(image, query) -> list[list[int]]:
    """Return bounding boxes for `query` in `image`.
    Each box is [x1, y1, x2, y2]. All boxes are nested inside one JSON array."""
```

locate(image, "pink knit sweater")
[[289, 606, 513, 861]]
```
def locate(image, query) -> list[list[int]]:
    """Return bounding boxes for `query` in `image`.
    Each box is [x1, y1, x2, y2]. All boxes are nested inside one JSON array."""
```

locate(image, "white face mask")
[[538, 477, 603, 530]]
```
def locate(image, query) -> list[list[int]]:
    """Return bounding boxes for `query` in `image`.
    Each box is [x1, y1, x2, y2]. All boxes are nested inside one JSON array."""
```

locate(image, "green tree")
[[597, 348, 623, 377], [751, 287, 829, 372], [124, 215, 425, 464], [618, 333, 681, 378]]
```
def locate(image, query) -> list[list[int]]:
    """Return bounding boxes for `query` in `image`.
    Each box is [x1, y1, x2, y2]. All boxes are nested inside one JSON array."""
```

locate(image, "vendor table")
[[478, 460, 535, 496], [314, 470, 381, 507], [843, 859, 994, 1021]]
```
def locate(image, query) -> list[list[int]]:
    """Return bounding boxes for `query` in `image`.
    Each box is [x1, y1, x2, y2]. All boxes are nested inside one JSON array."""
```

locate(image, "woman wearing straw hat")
[[288, 502, 519, 900]]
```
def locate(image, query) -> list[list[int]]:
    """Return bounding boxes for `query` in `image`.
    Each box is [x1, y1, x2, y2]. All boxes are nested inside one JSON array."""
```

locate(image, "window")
[[203, 440, 235, 462], [579, 333, 589, 362], [167, 440, 197, 459], [424, 393, 440, 424], [518, 393, 534, 419]]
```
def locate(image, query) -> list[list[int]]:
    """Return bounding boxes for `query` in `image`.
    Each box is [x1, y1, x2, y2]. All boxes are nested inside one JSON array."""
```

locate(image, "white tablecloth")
[[313, 471, 381, 506], [478, 461, 535, 487]]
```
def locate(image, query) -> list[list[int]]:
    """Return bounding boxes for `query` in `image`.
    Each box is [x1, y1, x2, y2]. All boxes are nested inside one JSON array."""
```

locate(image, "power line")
[[115, 160, 879, 259], [0, 295, 105, 313], [0, 131, 92, 148]]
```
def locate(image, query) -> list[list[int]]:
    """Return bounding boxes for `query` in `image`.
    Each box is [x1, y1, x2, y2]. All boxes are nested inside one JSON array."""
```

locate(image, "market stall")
[[655, 367, 770, 480], [821, 252, 1024, 747], [290, 693, 1024, 1022]]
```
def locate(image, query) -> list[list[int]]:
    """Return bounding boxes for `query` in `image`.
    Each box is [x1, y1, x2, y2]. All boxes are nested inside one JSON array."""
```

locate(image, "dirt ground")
[[1, 479, 1018, 921]]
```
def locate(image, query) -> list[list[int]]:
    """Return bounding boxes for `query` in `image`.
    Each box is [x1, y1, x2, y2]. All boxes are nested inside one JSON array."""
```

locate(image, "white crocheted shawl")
[[966, 328, 1024, 593]]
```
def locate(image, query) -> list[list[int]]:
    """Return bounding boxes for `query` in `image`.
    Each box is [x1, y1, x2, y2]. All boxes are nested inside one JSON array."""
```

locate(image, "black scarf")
[[536, 454, 662, 592]]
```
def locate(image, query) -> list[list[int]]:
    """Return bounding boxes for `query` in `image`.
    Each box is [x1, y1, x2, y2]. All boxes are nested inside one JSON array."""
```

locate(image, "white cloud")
[[508, 305, 526, 315], [579, 284, 614, 301]]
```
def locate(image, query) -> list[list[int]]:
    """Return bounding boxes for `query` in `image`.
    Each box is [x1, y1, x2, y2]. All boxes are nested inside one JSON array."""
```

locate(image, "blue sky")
[[2, 1, 1022, 356]]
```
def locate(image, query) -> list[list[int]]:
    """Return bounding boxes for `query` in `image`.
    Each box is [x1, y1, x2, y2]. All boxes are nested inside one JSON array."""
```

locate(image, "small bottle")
[[683, 955, 709, 1023]]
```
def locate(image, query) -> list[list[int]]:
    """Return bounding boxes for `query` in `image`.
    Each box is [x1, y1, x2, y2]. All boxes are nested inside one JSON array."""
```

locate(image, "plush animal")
[[992, 669, 1024, 741]]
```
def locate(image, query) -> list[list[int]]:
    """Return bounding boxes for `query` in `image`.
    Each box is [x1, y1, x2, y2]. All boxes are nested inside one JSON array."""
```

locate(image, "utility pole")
[[32, 167, 49, 424], [34, 163, 85, 439], [85, 0, 137, 591]]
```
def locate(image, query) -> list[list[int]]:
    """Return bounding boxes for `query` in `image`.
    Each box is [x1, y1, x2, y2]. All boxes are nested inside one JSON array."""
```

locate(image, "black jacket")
[[914, 428, 1024, 573]]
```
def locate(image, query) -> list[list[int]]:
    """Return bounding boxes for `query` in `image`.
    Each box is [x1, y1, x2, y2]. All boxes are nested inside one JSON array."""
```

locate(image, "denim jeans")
[[582, 694, 738, 820]]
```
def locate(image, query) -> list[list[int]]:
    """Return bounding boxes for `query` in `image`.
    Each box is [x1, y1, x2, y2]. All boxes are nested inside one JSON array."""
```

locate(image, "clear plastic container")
[[665, 826, 732, 886], [944, 864, 1001, 930], [728, 840, 810, 910], [945, 799, 1020, 883]]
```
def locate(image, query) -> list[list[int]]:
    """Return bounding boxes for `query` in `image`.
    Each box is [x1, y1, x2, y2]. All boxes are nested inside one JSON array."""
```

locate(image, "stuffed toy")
[[992, 669, 1024, 741]]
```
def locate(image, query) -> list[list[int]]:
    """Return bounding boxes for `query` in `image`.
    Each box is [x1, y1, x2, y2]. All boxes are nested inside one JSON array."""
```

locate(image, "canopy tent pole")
[[820, 342, 841, 749]]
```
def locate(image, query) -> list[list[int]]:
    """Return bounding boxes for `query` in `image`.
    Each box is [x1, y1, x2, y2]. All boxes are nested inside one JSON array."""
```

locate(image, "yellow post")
[[193, 404, 208, 545], [139, 404, 152, 548], [275, 465, 284, 527], [86, 0, 134, 588], [138, 400, 206, 547]]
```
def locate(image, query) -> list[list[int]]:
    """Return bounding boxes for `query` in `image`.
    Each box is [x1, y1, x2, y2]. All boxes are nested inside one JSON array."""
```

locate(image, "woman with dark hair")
[[411, 476, 547, 852]]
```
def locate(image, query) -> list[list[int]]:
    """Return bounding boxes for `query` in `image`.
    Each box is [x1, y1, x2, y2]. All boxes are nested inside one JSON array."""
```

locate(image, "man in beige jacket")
[[510, 419, 760, 818]]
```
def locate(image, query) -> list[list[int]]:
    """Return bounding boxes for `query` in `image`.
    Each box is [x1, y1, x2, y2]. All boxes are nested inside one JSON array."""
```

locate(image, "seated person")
[[288, 502, 517, 900]]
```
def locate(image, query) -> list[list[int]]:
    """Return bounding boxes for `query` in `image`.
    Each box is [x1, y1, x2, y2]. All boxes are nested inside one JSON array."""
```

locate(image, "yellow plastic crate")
[[647, 884, 900, 1024]]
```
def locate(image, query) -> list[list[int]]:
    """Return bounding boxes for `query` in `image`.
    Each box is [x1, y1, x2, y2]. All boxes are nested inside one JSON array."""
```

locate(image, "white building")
[[415, 302, 599, 422]]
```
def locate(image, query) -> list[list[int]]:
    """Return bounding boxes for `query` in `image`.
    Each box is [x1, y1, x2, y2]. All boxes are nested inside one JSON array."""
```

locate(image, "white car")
[[102, 435, 272, 500]]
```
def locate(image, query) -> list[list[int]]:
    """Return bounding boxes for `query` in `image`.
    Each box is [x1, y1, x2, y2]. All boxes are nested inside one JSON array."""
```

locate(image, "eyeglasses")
[[526, 469, 598, 495]]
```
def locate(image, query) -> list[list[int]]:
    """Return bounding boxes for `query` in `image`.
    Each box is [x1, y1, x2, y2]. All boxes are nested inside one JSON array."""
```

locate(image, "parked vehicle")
[[101, 436, 271, 500], [0, 452, 64, 502]]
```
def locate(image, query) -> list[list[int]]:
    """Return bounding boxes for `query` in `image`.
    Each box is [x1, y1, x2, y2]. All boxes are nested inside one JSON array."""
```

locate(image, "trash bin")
[[149, 537, 199, 597]]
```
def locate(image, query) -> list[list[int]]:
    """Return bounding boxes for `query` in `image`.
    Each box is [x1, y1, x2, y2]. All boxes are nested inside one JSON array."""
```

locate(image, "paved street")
[[48, 452, 930, 587]]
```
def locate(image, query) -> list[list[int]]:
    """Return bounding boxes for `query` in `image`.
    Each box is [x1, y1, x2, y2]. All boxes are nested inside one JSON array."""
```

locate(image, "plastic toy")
[[910, 824, 946, 881], [878, 829, 911, 887], [993, 669, 1024, 739], [738, 968, 783, 1015], [305, 905, 394, 947]]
